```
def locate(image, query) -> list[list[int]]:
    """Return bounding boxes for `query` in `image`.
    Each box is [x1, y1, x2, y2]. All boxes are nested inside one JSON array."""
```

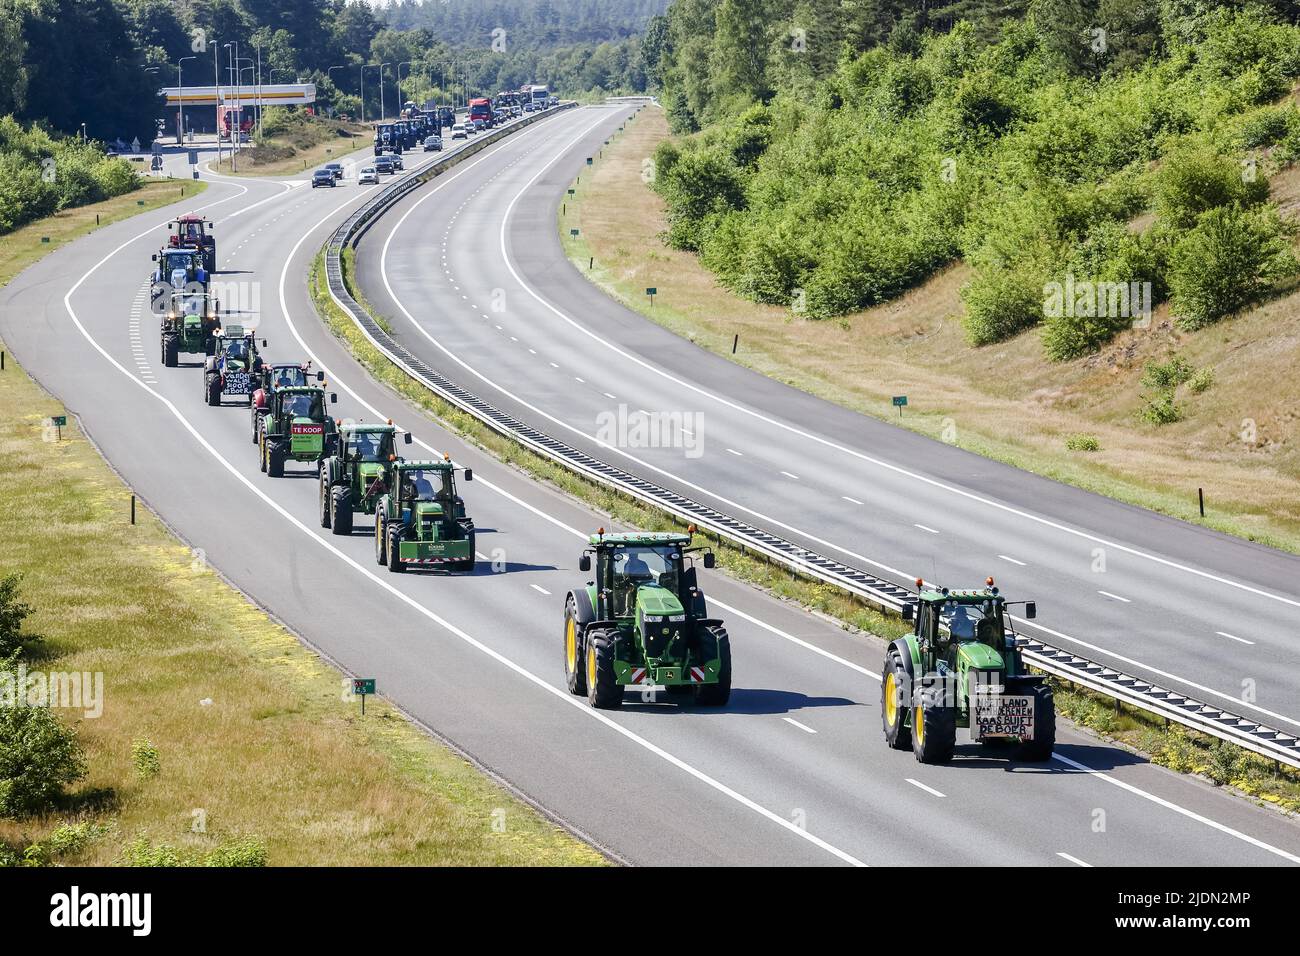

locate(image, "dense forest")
[[1, 0, 664, 143], [645, 1, 1300, 360]]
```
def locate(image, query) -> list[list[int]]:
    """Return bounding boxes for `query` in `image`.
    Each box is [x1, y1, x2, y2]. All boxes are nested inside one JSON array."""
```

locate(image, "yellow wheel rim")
[[884, 672, 897, 725], [565, 618, 576, 674], [914, 706, 924, 745], [587, 642, 597, 690]]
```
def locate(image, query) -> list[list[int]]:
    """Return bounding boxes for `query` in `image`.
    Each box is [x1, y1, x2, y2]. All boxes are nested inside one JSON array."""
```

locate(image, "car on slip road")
[[358, 166, 379, 185], [311, 169, 335, 188]]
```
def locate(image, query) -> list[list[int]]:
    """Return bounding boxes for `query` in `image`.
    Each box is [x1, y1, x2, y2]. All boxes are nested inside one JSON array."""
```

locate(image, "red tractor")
[[168, 216, 217, 273]]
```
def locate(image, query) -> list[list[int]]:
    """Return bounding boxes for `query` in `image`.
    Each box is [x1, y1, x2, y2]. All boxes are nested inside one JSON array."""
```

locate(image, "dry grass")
[[210, 119, 368, 177], [0, 214, 603, 867], [0, 179, 207, 288], [561, 106, 1300, 554]]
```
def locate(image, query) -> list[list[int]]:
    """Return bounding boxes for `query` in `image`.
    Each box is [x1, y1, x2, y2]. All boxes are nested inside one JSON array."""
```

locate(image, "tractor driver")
[[615, 551, 654, 617], [945, 604, 982, 641], [282, 392, 321, 419]]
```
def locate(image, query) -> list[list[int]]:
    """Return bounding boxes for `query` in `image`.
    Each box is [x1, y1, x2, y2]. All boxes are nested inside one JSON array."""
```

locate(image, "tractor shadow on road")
[[622, 687, 857, 715], [937, 740, 1149, 774]]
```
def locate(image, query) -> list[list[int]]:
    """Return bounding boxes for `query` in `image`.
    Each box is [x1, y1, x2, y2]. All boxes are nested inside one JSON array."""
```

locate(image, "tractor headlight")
[[643, 615, 663, 623], [669, 614, 685, 622]]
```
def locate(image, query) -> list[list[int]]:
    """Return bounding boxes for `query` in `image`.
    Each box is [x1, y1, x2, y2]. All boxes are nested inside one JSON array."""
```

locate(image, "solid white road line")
[[1098, 590, 1131, 603], [1056, 852, 1092, 867], [1217, 631, 1255, 645], [998, 555, 1027, 566], [530, 584, 551, 596]]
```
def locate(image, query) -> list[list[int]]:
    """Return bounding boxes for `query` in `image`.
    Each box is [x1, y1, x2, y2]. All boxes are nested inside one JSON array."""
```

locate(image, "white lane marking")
[[1098, 590, 1131, 603], [1217, 631, 1255, 645], [998, 555, 1027, 566], [782, 717, 817, 735], [914, 524, 939, 534], [295, 121, 1300, 864], [1057, 852, 1092, 867], [1050, 752, 1300, 865], [574, 376, 585, 383], [530, 584, 551, 596], [842, 496, 863, 505], [780, 471, 800, 480], [726, 448, 743, 456], [906, 778, 945, 798], [603, 392, 616, 399]]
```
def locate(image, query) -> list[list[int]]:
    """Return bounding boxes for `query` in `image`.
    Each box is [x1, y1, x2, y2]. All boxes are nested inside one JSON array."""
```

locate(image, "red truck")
[[219, 106, 253, 141], [468, 97, 493, 130]]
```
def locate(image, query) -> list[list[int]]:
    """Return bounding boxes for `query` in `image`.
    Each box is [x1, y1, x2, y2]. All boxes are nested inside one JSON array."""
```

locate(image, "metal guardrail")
[[320, 103, 1300, 772]]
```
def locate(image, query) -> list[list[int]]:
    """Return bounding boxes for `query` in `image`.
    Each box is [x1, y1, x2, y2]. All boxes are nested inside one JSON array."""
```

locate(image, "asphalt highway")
[[355, 104, 1300, 742], [1, 108, 1297, 865]]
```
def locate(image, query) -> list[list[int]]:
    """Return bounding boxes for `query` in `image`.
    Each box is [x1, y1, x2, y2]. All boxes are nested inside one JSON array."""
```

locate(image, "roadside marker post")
[[352, 678, 377, 715], [1199, 487, 1205, 517], [130, 494, 136, 525], [892, 395, 908, 417], [732, 334, 739, 354]]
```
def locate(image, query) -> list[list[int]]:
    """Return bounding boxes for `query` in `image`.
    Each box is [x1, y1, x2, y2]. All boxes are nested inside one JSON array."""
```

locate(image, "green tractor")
[[319, 420, 412, 534], [882, 577, 1053, 764], [203, 325, 265, 406], [373, 457, 475, 572], [563, 528, 730, 710], [257, 384, 338, 478], [160, 290, 220, 367]]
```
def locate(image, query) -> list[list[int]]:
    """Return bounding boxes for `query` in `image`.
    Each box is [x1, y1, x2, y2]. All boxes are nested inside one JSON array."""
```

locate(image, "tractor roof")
[[343, 423, 396, 434], [918, 586, 1003, 604], [173, 215, 206, 223], [277, 385, 323, 395], [395, 459, 453, 471], [589, 531, 691, 547]]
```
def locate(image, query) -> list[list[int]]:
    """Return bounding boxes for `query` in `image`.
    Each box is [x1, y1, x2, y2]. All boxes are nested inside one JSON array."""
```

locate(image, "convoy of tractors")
[[154, 197, 1054, 759]]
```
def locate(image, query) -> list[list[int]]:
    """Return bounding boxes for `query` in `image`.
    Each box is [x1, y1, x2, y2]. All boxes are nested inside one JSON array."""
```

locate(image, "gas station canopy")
[[159, 84, 317, 108]]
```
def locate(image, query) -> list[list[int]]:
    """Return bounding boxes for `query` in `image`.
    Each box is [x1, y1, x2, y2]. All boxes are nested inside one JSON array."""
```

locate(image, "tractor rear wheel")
[[205, 374, 221, 406], [319, 476, 332, 528], [585, 629, 621, 709], [266, 441, 285, 478], [881, 651, 912, 750], [912, 683, 956, 764], [162, 334, 178, 368], [386, 524, 405, 573], [258, 435, 267, 473], [694, 625, 731, 707], [1016, 684, 1055, 762], [563, 597, 587, 696], [331, 487, 353, 536], [374, 514, 387, 565]]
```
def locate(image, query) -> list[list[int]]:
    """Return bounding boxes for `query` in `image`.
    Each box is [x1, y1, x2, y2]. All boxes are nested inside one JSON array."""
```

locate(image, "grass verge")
[[318, 246, 1300, 818], [559, 106, 1300, 555], [0, 194, 602, 867], [210, 117, 368, 178], [0, 179, 207, 288]]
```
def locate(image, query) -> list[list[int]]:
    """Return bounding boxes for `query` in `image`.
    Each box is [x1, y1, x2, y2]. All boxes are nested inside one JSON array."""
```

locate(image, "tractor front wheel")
[[258, 435, 266, 473], [694, 625, 731, 707], [205, 374, 221, 407], [386, 524, 405, 573], [563, 597, 587, 696], [882, 651, 912, 751], [912, 684, 956, 765], [162, 334, 179, 368], [330, 487, 353, 536], [266, 441, 285, 478], [374, 514, 387, 566], [1016, 684, 1056, 763], [585, 629, 621, 709]]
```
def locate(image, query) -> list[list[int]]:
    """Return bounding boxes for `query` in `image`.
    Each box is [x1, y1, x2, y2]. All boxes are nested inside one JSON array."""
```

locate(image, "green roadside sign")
[[51, 415, 67, 426], [352, 678, 375, 695], [892, 396, 907, 417], [646, 287, 657, 296]]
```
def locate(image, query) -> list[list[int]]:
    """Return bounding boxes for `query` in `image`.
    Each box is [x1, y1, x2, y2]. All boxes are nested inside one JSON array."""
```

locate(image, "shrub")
[[1065, 433, 1100, 451], [131, 739, 160, 780], [1140, 391, 1183, 425], [1141, 355, 1196, 390], [961, 252, 1051, 345], [1168, 204, 1297, 329], [1154, 147, 1268, 230], [123, 837, 181, 867], [1187, 366, 1214, 393], [0, 574, 39, 658], [1240, 106, 1293, 147], [202, 837, 268, 867], [0, 692, 87, 817]]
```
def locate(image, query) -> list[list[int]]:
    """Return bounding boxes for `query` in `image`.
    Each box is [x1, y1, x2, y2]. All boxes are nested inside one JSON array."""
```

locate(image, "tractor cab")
[[319, 421, 413, 533], [168, 216, 216, 271], [258, 384, 337, 477], [581, 532, 715, 623], [154, 248, 206, 290]]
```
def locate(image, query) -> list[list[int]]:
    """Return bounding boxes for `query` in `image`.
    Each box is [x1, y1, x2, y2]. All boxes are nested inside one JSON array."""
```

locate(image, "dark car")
[[311, 169, 335, 188], [324, 162, 344, 180], [374, 155, 395, 175]]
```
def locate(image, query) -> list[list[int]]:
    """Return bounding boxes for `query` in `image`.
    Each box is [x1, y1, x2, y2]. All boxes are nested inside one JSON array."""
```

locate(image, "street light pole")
[[380, 62, 390, 121], [397, 61, 413, 112], [177, 56, 196, 144], [213, 38, 221, 168]]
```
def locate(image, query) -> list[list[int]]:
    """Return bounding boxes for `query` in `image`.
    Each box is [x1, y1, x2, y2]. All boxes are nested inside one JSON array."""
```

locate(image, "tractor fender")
[[888, 637, 919, 682], [568, 588, 596, 627], [694, 618, 725, 629]]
